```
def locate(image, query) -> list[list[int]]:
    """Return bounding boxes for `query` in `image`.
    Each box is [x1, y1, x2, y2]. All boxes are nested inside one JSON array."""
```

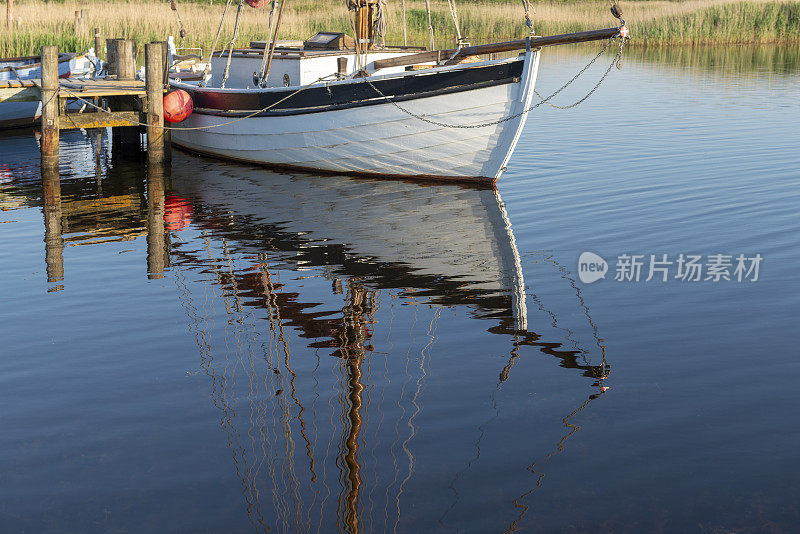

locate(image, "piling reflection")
[[42, 164, 64, 290], [146, 161, 170, 279], [1, 130, 149, 291]]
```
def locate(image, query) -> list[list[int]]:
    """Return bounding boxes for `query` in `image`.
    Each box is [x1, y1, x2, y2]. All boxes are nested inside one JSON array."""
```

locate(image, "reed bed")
[[1, 0, 799, 58]]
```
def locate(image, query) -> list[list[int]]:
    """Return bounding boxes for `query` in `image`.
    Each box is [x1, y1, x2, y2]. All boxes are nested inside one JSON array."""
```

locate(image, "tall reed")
[[1, 0, 799, 58]]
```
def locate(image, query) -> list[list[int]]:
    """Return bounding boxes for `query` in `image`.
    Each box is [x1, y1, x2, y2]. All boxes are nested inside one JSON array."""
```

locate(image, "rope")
[[423, 0, 435, 51], [401, 0, 407, 46], [220, 0, 246, 88], [260, 0, 288, 86], [256, 0, 277, 86], [57, 73, 337, 131], [520, 0, 534, 33], [170, 0, 189, 47], [363, 38, 623, 129], [373, 0, 387, 48]]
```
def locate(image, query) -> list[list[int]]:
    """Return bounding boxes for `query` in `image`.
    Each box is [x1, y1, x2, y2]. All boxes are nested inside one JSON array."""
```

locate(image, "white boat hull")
[[171, 53, 540, 182]]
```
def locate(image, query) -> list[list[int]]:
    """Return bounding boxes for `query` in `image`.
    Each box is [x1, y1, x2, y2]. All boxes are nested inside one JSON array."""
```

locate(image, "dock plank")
[[60, 110, 142, 130]]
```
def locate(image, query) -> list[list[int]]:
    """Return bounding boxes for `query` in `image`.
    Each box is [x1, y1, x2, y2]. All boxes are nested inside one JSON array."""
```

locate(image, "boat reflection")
[[4, 130, 611, 532], [163, 153, 610, 532]]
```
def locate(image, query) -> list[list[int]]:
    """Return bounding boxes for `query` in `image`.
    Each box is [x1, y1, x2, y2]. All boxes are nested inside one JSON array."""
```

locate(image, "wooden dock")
[[1, 39, 170, 169]]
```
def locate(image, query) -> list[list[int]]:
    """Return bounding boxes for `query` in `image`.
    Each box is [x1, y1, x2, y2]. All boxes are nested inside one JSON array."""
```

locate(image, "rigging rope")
[[220, 0, 246, 88], [423, 0, 435, 51], [520, 0, 534, 33], [401, 0, 407, 46], [372, 0, 387, 48], [260, 0, 288, 86], [347, 3, 364, 72], [446, 0, 463, 44], [170, 1, 189, 47], [256, 0, 278, 87], [200, 0, 233, 87]]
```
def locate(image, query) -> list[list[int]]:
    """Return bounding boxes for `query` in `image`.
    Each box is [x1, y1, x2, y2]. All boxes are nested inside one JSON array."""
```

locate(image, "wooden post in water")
[[145, 42, 168, 165], [42, 165, 64, 288], [94, 28, 103, 62], [40, 45, 60, 171]]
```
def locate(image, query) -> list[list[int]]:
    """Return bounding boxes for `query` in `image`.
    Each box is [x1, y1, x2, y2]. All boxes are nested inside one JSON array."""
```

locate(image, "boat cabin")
[[204, 32, 427, 89]]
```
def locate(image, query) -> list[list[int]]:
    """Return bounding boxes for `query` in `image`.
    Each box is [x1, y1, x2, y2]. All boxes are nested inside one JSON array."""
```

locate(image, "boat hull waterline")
[[170, 53, 540, 183]]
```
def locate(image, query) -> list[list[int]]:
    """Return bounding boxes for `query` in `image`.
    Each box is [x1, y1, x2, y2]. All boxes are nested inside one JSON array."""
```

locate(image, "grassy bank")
[[1, 0, 799, 58]]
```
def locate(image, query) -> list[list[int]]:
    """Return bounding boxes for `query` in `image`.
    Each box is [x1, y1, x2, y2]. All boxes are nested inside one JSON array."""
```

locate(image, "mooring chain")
[[534, 36, 625, 109], [365, 37, 624, 129]]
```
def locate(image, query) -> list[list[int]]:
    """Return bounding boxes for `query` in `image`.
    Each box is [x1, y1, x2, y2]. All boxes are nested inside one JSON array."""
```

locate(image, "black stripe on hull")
[[190, 76, 520, 118], [175, 59, 525, 116]]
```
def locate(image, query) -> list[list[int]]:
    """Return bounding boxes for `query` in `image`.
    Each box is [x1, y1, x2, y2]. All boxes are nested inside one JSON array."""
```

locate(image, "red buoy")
[[163, 89, 193, 123], [245, 0, 270, 7]]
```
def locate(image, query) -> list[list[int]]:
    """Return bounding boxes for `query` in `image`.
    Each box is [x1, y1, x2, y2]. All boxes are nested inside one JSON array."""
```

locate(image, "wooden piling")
[[105, 38, 120, 76], [117, 40, 136, 80], [145, 42, 168, 164], [94, 28, 103, 62], [115, 39, 140, 151], [40, 45, 59, 170], [6, 0, 12, 29]]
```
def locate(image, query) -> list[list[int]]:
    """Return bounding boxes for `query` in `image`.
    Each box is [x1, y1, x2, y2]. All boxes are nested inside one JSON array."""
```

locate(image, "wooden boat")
[[170, 1, 625, 183], [0, 51, 100, 129]]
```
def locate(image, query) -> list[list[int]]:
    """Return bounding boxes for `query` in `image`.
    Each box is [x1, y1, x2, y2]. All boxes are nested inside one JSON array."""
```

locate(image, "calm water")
[[2, 45, 799, 532]]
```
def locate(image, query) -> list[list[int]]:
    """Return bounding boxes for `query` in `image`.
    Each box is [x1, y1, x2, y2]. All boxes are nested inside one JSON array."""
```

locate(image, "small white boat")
[[170, 2, 624, 183], [0, 51, 100, 129]]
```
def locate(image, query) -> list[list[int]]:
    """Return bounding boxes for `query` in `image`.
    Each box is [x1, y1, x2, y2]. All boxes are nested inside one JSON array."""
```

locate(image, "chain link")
[[534, 37, 625, 109], [364, 37, 625, 129]]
